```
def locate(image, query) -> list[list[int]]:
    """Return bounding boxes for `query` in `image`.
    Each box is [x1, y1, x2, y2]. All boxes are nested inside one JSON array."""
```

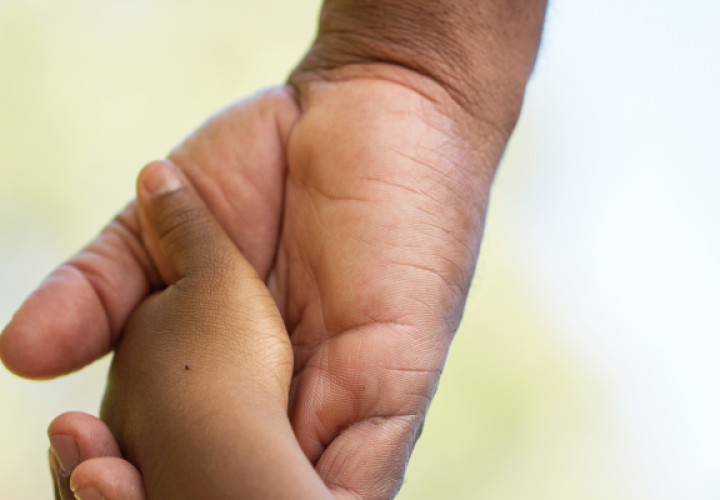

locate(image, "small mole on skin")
[[185, 365, 190, 370]]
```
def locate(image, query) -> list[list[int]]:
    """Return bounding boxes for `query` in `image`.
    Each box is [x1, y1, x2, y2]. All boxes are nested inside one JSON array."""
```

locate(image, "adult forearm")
[[292, 0, 548, 136]]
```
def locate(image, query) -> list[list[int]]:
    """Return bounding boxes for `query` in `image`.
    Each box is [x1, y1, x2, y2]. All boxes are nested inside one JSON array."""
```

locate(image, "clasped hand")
[[2, 74, 494, 500]]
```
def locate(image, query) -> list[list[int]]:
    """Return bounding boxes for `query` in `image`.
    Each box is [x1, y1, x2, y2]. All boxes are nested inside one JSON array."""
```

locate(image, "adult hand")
[[5, 1, 547, 498], [31, 75, 473, 500], [34, 75, 479, 500]]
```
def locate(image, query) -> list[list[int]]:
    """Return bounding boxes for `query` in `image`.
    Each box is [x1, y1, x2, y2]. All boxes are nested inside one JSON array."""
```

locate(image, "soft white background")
[[1, 0, 718, 498]]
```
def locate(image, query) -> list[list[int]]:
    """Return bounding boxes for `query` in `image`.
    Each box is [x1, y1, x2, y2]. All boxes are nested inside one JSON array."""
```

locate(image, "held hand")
[[49, 161, 329, 500], [107, 161, 328, 500], [17, 71, 502, 499], [0, 87, 298, 378]]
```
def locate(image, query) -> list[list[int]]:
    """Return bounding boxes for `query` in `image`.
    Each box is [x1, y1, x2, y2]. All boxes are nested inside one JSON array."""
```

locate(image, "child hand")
[[54, 160, 331, 500]]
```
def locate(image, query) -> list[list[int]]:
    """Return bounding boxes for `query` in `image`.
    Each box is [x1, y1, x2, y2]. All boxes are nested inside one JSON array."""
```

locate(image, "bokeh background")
[[2, 0, 719, 498]]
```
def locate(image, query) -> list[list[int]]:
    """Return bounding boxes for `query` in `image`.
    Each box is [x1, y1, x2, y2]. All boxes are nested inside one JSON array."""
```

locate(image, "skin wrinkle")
[[178, 150, 273, 235], [385, 144, 484, 195], [284, 126, 476, 351], [7, 1, 549, 496], [292, 0, 547, 142], [56, 265, 115, 355], [175, 163, 250, 253], [322, 415, 420, 474], [380, 145, 484, 205], [388, 260, 464, 296], [305, 349, 405, 412], [358, 175, 421, 199], [401, 206, 478, 258], [425, 154, 483, 206], [152, 203, 211, 243], [289, 320, 430, 384], [295, 369, 339, 453], [305, 181, 376, 205], [430, 248, 475, 291], [299, 264, 440, 337], [167, 90, 296, 283], [293, 53, 450, 107], [302, 380, 427, 460], [334, 215, 477, 301], [102, 172, 310, 494], [278, 73, 480, 488], [292, 72, 454, 138], [68, 208, 158, 340], [328, 485, 364, 500], [294, 331, 443, 428], [391, 205, 478, 263], [297, 37, 461, 107], [111, 205, 162, 289], [319, 414, 420, 497], [350, 366, 435, 418]]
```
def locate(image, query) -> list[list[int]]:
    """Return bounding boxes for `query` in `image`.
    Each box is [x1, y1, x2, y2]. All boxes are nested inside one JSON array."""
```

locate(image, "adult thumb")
[[136, 160, 248, 282]]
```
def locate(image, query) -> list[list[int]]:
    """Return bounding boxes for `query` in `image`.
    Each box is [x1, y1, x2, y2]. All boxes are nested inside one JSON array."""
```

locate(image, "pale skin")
[[0, 0, 548, 498]]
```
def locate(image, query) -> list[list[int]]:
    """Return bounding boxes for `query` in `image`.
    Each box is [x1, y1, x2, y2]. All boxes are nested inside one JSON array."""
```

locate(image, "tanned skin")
[[3, 1, 547, 499]]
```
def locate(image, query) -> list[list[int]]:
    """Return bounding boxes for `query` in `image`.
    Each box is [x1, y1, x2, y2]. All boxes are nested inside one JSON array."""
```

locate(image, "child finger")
[[71, 457, 145, 500], [47, 411, 126, 500], [135, 160, 256, 284], [48, 412, 123, 468], [49, 448, 63, 500]]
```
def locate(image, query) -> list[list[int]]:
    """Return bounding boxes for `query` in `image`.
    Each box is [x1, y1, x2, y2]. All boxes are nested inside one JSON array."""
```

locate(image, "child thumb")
[[136, 160, 246, 282]]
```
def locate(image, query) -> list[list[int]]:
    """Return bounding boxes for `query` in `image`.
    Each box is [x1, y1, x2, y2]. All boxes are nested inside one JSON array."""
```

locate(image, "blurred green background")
[[3, 1, 719, 499]]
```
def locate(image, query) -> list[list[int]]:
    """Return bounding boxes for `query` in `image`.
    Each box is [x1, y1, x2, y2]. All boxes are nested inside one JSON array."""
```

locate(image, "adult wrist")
[[290, 0, 548, 137]]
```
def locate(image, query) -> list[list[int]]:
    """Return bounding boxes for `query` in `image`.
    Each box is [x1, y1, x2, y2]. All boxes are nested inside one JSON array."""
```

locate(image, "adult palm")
[[2, 67, 497, 499]]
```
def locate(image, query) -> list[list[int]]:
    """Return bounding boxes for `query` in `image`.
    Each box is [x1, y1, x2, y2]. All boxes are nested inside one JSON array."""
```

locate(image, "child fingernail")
[[142, 160, 185, 196], [74, 486, 105, 500], [49, 434, 80, 474]]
